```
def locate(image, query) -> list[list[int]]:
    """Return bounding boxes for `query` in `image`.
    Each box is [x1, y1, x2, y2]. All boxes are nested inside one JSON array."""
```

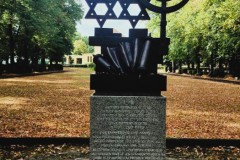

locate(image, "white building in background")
[[64, 53, 93, 65], [64, 46, 101, 65]]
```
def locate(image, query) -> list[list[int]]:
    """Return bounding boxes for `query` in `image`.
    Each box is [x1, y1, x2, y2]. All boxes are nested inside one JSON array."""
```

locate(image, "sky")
[[76, 0, 148, 37]]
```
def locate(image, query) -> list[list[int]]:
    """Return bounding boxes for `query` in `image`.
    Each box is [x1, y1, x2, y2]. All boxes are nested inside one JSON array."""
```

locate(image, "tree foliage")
[[0, 0, 83, 72], [148, 0, 240, 76], [73, 39, 88, 55], [73, 33, 94, 55]]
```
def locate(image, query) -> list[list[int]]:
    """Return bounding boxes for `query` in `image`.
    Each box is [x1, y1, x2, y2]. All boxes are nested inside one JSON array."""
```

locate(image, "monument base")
[[90, 95, 166, 160]]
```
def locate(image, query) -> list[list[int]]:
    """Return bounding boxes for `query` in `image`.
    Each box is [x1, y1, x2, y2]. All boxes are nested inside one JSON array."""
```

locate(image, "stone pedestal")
[[90, 96, 166, 160]]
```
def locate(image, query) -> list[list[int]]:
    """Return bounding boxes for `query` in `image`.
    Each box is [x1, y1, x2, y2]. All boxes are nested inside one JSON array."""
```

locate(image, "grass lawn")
[[0, 68, 239, 139]]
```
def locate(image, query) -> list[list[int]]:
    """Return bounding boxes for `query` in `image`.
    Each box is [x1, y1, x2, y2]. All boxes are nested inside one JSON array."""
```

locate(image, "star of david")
[[85, 0, 150, 28], [118, 0, 150, 28]]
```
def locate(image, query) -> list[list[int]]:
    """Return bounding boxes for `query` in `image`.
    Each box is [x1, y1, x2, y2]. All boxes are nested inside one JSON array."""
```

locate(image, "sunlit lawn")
[[164, 75, 240, 139], [0, 68, 239, 139]]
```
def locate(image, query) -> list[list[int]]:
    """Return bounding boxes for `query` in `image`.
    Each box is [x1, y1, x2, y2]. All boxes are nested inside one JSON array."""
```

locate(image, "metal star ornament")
[[85, 0, 118, 27], [85, 0, 150, 28], [118, 0, 150, 28]]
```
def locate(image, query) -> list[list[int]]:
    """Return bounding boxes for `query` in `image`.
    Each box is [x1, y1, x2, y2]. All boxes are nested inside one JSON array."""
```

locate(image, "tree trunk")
[[23, 29, 31, 66], [187, 63, 190, 70], [23, 38, 29, 65], [191, 62, 195, 69], [196, 57, 201, 75], [8, 23, 15, 65], [5, 56, 9, 65], [218, 57, 223, 70], [229, 56, 236, 75], [172, 61, 176, 73], [178, 60, 182, 74], [41, 51, 46, 66], [209, 52, 214, 75]]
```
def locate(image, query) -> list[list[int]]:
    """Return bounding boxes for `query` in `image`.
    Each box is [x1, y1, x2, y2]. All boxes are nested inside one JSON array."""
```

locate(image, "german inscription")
[[90, 96, 166, 160]]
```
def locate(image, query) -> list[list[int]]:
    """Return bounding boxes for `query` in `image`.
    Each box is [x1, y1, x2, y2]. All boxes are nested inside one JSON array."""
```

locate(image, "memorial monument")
[[85, 0, 188, 159]]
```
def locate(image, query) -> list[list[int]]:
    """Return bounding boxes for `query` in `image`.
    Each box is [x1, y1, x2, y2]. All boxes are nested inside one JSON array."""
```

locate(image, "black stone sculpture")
[[94, 38, 155, 74], [85, 0, 189, 95]]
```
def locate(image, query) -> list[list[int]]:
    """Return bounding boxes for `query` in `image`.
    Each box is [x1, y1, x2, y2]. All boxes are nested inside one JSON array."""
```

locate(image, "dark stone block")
[[95, 28, 113, 37], [94, 28, 122, 37], [129, 29, 148, 37], [90, 74, 166, 96]]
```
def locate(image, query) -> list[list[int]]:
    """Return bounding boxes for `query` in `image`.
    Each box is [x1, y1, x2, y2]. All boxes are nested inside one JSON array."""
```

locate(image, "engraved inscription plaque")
[[90, 96, 166, 160]]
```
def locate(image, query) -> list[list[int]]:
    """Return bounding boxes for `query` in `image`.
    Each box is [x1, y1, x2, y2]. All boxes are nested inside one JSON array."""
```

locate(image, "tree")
[[0, 0, 84, 72], [72, 33, 94, 54], [147, 0, 240, 76], [73, 39, 88, 55]]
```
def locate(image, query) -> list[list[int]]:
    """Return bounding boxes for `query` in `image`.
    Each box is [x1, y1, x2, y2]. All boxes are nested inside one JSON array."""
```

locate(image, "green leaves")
[[0, 0, 84, 65], [72, 33, 94, 55], [147, 0, 240, 75], [73, 40, 88, 55]]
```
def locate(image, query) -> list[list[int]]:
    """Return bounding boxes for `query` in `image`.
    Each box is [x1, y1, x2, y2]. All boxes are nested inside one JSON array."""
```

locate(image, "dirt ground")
[[1, 144, 240, 159], [164, 75, 240, 139], [0, 68, 239, 138]]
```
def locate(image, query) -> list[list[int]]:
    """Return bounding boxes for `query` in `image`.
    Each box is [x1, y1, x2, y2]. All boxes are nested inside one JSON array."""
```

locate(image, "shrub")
[[87, 63, 96, 70], [0, 65, 2, 76], [64, 64, 88, 68], [188, 69, 196, 75], [33, 64, 46, 72], [209, 68, 225, 77], [181, 67, 188, 74], [48, 64, 63, 71], [6, 63, 32, 74]]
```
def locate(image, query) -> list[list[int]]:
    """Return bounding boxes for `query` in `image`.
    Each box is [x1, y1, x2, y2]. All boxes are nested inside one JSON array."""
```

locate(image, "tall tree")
[[0, 0, 84, 72], [147, 0, 240, 76]]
